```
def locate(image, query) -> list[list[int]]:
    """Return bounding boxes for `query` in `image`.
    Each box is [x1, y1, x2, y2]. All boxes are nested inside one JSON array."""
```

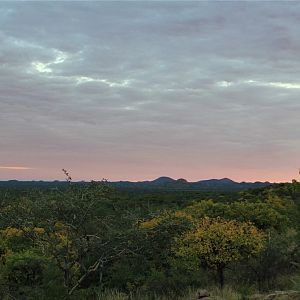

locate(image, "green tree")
[[175, 217, 266, 288], [183, 199, 291, 231], [0, 250, 66, 299]]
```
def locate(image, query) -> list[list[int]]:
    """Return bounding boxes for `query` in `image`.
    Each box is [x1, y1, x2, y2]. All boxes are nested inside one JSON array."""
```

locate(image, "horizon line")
[[0, 176, 287, 184]]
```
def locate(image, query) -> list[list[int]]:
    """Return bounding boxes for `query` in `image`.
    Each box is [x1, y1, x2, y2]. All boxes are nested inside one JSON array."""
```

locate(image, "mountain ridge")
[[0, 177, 272, 191], [111, 176, 271, 191]]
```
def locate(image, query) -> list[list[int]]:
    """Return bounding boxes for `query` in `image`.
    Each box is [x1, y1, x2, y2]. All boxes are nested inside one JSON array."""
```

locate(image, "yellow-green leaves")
[[182, 199, 290, 231], [175, 217, 266, 269]]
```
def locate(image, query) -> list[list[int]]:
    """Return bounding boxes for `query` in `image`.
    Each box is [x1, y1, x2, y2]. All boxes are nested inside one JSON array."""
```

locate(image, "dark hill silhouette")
[[0, 177, 271, 191], [151, 176, 175, 184], [111, 177, 271, 191]]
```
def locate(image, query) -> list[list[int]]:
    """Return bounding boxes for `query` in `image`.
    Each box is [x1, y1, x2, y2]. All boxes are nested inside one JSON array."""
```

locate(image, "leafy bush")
[[0, 250, 66, 299]]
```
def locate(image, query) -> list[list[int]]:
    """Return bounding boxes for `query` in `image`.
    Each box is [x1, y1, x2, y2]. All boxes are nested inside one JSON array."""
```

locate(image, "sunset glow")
[[0, 166, 33, 170]]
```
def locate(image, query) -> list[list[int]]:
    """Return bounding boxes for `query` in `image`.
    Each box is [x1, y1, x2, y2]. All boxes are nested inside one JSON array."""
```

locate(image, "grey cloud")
[[1, 1, 300, 181]]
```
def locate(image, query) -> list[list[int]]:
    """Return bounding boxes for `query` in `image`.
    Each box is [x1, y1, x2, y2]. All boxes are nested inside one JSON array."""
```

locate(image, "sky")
[[1, 1, 300, 182]]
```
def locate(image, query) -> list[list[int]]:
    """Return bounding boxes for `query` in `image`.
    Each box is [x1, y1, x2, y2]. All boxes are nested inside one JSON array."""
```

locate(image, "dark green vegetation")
[[0, 178, 300, 299]]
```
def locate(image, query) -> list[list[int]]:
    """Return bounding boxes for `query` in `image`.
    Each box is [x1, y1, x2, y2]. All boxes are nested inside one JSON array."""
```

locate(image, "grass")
[[96, 285, 255, 300]]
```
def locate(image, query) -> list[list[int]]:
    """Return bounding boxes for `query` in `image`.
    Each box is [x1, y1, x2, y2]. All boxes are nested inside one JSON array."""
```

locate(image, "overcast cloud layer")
[[1, 1, 300, 182]]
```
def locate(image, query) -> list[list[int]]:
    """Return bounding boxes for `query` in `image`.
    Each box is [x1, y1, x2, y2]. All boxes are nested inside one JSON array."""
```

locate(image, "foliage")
[[183, 198, 293, 231], [0, 250, 66, 299], [175, 217, 266, 288], [0, 179, 299, 298]]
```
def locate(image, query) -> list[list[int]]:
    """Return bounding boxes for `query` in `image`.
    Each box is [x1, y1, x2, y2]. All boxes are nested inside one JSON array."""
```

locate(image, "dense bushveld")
[[0, 177, 300, 299]]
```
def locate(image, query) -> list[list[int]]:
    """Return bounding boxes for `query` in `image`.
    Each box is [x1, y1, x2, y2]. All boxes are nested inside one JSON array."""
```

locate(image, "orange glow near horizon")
[[0, 165, 298, 183], [0, 166, 34, 170]]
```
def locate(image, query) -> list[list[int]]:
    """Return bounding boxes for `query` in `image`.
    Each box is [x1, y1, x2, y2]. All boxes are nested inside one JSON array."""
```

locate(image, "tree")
[[0, 250, 66, 299], [183, 199, 290, 231], [175, 217, 266, 288], [0, 174, 138, 296], [33, 179, 136, 295]]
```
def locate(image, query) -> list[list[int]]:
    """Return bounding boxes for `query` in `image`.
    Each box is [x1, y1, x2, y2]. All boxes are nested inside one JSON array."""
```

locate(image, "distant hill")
[[111, 177, 271, 191], [0, 177, 271, 191]]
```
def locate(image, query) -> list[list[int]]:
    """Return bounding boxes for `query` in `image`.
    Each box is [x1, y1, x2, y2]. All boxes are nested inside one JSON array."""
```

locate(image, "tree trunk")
[[69, 258, 102, 295], [217, 266, 224, 289], [64, 257, 70, 288]]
